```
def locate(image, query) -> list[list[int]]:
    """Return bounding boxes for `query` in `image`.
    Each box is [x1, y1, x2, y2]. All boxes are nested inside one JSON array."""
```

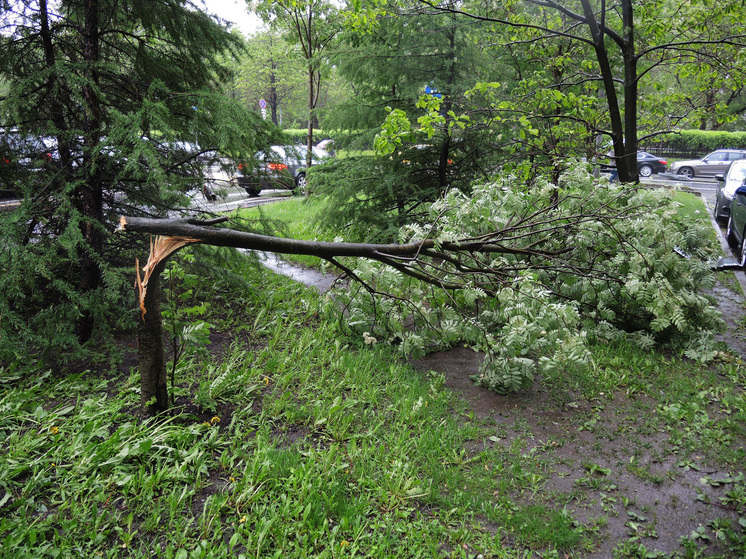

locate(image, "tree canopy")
[[254, 0, 342, 163], [339, 0, 746, 184], [228, 30, 307, 126]]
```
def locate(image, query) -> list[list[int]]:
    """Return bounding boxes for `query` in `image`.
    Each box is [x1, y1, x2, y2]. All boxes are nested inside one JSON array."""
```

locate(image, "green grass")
[[673, 190, 711, 224], [1, 254, 745, 557], [0, 263, 579, 557]]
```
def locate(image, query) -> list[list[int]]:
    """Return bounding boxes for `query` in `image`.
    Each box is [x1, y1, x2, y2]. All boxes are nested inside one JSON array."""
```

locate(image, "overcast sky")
[[199, 0, 264, 36]]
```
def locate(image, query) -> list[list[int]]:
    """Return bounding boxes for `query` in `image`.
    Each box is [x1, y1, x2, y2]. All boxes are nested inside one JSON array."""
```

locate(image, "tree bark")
[[138, 273, 169, 413], [76, 0, 105, 343]]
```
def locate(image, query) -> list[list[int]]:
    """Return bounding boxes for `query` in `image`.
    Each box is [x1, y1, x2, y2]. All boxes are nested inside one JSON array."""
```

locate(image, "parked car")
[[636, 151, 668, 177], [0, 131, 59, 199], [713, 159, 746, 221], [726, 183, 746, 266], [316, 139, 335, 155], [236, 145, 331, 196], [669, 149, 746, 179], [603, 151, 667, 180], [0, 131, 56, 170]]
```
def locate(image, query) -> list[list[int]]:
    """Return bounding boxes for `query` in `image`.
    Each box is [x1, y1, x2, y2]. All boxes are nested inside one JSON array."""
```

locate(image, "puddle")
[[256, 251, 338, 293]]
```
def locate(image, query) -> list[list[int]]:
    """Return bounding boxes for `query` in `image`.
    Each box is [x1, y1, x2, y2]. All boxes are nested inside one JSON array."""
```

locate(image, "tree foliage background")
[[227, 30, 307, 127], [0, 0, 279, 360], [314, 0, 746, 226]]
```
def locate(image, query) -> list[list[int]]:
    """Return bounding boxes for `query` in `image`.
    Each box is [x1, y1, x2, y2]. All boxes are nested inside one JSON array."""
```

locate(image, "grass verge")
[[0, 254, 744, 558]]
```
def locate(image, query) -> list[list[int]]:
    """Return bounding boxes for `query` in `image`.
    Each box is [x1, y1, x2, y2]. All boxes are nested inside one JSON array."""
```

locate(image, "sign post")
[[259, 98, 267, 120]]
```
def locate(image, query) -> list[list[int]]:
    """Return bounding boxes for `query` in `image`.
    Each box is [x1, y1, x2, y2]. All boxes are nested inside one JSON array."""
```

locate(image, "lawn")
[[1, 188, 745, 558]]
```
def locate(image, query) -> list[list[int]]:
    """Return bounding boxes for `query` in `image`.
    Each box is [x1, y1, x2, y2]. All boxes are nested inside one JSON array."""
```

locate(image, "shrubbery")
[[653, 129, 746, 153]]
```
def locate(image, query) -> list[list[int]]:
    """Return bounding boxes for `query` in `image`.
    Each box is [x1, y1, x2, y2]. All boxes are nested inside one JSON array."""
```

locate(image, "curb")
[[698, 193, 746, 296]]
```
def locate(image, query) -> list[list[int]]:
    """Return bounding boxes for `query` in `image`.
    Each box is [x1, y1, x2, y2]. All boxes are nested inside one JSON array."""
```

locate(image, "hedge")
[[649, 130, 746, 153]]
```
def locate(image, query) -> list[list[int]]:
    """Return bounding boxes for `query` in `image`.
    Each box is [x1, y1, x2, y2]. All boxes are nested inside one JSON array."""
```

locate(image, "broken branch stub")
[[134, 234, 201, 320]]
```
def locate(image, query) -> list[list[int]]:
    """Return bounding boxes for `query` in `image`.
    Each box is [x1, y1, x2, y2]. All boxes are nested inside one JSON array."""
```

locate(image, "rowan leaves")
[[333, 163, 724, 393]]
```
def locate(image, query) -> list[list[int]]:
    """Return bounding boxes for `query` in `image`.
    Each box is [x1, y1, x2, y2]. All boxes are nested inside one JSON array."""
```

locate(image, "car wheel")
[[295, 172, 307, 192], [244, 187, 260, 197], [678, 167, 694, 179], [714, 192, 724, 221], [639, 164, 653, 178], [727, 216, 738, 246], [740, 233, 746, 268]]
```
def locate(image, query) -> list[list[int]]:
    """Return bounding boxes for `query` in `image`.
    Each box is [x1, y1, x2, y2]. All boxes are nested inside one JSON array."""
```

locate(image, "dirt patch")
[[409, 340, 744, 557]]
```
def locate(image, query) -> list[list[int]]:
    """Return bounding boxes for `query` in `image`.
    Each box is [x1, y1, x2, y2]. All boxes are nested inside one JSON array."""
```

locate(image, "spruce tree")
[[0, 0, 277, 358]]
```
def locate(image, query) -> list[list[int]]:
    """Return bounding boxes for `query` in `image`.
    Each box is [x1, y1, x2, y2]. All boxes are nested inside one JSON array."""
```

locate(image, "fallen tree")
[[120, 167, 723, 414]]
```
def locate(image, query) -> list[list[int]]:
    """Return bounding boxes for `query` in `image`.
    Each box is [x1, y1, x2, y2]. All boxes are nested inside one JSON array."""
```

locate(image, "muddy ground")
[[410, 280, 746, 557]]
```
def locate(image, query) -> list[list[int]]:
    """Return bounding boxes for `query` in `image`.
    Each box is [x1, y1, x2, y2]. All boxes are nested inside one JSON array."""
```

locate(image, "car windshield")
[[729, 163, 746, 182], [278, 145, 329, 162]]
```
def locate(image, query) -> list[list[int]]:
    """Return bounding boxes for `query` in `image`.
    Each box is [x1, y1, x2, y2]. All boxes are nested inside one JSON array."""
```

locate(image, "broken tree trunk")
[[117, 214, 567, 414], [132, 233, 202, 413]]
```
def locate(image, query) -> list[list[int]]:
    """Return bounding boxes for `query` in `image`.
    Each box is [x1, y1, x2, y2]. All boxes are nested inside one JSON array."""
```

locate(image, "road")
[[0, 163, 294, 214]]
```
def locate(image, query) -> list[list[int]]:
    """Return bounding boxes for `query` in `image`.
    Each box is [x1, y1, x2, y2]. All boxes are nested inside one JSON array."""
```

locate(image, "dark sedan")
[[236, 145, 330, 197], [636, 151, 668, 177], [726, 182, 746, 266], [604, 151, 667, 180]]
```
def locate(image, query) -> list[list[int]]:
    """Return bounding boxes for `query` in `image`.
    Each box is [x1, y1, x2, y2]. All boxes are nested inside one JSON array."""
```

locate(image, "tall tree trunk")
[[269, 65, 279, 125], [39, 0, 74, 184], [620, 0, 639, 183], [305, 2, 314, 183], [76, 0, 105, 342], [438, 22, 456, 191], [579, 0, 637, 183], [307, 64, 315, 173]]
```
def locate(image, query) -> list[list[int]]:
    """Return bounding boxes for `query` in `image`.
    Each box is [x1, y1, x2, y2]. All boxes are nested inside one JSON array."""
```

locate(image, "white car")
[[714, 159, 746, 221], [670, 149, 746, 179]]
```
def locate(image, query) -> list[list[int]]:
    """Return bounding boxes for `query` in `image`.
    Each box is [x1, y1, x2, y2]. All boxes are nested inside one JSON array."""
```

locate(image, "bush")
[[281, 129, 350, 147], [650, 130, 746, 154]]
